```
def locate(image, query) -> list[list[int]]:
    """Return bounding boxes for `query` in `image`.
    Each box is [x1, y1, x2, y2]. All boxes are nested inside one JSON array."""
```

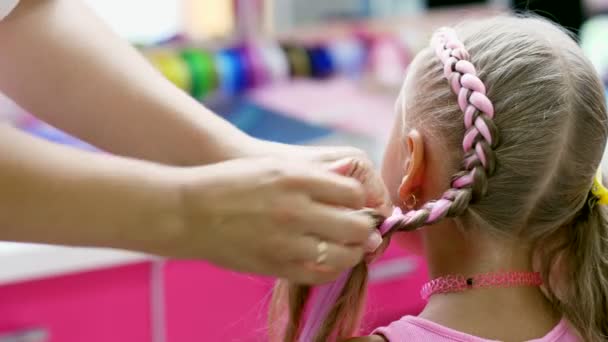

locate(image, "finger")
[[365, 230, 383, 253], [328, 157, 392, 217], [287, 235, 364, 269], [280, 239, 364, 285], [299, 146, 366, 164], [281, 262, 342, 285], [283, 168, 366, 209], [292, 204, 375, 245], [364, 235, 391, 264]]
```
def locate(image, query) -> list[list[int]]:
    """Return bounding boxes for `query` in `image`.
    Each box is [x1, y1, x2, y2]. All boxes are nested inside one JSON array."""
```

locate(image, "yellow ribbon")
[[591, 169, 608, 205], [146, 51, 192, 92]]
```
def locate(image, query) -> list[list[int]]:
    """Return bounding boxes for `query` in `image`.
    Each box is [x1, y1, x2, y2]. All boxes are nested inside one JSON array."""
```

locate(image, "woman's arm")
[[0, 0, 252, 166], [0, 122, 378, 284], [0, 123, 179, 249], [0, 0, 391, 216], [0, 0, 391, 215]]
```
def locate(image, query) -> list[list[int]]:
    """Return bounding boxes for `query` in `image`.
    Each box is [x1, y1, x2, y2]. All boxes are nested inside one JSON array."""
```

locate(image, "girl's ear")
[[398, 130, 425, 204]]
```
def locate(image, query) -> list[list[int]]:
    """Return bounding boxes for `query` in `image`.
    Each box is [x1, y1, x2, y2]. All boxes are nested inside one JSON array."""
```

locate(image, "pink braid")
[[386, 27, 499, 233]]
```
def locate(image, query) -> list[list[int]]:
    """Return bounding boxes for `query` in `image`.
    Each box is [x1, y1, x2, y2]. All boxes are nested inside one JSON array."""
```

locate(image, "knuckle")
[[348, 182, 366, 201], [332, 216, 371, 243], [265, 164, 290, 183], [269, 168, 303, 189], [276, 241, 300, 262], [270, 203, 299, 224], [337, 179, 365, 205], [349, 216, 374, 241], [270, 200, 302, 224], [345, 247, 365, 266]]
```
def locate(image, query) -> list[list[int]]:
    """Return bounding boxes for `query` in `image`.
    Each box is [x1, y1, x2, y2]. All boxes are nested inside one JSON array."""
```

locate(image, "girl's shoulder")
[[371, 315, 488, 342], [368, 316, 580, 342]]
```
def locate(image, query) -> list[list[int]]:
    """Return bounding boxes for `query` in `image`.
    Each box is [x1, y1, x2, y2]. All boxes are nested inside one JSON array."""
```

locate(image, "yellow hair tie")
[[591, 169, 608, 205]]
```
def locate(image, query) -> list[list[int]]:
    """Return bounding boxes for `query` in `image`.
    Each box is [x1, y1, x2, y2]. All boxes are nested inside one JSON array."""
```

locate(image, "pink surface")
[[164, 243, 427, 341], [164, 261, 273, 341], [0, 247, 426, 341], [249, 78, 396, 138], [362, 245, 428, 333], [0, 262, 151, 341]]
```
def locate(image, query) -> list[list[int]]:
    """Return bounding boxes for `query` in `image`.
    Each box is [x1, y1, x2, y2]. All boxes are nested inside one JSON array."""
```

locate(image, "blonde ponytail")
[[544, 199, 608, 341]]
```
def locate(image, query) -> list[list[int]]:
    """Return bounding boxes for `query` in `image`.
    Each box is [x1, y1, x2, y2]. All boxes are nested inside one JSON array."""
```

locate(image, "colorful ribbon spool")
[[327, 36, 366, 77], [282, 44, 311, 77], [307, 45, 335, 79], [234, 47, 253, 90], [147, 51, 192, 92], [216, 48, 247, 95], [242, 43, 269, 87], [368, 34, 410, 87], [180, 49, 218, 99], [258, 40, 289, 83]]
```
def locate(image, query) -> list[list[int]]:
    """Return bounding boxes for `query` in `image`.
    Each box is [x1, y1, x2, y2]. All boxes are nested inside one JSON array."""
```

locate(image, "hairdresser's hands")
[[163, 158, 381, 284], [328, 155, 391, 261], [245, 140, 392, 218]]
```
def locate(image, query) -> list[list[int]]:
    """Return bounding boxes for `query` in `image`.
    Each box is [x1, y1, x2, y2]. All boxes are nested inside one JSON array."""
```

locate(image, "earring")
[[403, 193, 417, 210]]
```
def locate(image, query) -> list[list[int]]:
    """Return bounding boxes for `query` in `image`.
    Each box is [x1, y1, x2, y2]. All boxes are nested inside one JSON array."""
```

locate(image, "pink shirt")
[[373, 316, 579, 342]]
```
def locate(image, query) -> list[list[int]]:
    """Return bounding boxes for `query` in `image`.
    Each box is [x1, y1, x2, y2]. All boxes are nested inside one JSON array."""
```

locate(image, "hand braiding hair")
[[386, 27, 499, 234]]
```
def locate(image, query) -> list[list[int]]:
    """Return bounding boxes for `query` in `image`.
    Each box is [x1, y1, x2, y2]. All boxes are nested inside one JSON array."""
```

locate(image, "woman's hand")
[[244, 140, 393, 259], [152, 158, 382, 284], [244, 140, 392, 217]]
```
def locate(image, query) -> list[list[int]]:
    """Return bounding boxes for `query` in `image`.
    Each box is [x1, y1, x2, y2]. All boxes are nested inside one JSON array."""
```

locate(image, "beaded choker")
[[420, 271, 543, 301]]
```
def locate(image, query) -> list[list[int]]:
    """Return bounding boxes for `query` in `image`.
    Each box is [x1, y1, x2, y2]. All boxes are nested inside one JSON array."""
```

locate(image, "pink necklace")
[[420, 271, 543, 301]]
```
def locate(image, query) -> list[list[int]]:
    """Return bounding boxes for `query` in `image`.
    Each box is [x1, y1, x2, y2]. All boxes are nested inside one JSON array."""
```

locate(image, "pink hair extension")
[[298, 208, 405, 342]]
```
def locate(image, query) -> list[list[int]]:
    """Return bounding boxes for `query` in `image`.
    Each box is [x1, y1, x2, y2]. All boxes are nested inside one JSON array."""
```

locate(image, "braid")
[[391, 27, 498, 233]]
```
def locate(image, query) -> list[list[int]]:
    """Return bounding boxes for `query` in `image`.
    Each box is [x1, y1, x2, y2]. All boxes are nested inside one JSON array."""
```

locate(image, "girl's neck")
[[419, 285, 560, 341], [419, 224, 561, 341]]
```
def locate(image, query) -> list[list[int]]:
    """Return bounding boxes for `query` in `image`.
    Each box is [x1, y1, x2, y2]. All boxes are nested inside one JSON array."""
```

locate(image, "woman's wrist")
[[108, 163, 188, 255]]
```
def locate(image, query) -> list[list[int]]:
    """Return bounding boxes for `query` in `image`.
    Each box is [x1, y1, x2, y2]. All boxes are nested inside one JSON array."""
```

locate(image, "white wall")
[[83, 0, 181, 43]]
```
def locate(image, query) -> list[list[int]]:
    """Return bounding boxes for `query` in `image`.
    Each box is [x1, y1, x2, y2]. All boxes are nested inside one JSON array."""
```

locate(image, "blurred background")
[[0, 0, 607, 341]]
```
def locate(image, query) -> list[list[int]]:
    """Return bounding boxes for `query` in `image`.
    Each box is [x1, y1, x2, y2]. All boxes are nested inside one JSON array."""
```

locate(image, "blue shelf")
[[22, 98, 333, 149]]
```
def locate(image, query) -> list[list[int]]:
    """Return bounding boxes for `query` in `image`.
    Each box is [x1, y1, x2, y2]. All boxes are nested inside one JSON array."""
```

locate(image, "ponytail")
[[268, 282, 311, 341], [539, 197, 608, 341], [268, 259, 369, 342]]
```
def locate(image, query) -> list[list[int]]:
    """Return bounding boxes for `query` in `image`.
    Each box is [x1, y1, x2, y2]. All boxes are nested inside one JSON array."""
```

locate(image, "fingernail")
[[365, 231, 383, 252], [328, 158, 354, 175]]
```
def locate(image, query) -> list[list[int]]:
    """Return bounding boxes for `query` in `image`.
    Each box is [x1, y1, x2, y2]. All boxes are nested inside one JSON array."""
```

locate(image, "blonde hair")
[[270, 15, 608, 342]]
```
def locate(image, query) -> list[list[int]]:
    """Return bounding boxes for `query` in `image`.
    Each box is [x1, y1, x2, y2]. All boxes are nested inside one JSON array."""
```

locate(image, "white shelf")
[[0, 242, 149, 285]]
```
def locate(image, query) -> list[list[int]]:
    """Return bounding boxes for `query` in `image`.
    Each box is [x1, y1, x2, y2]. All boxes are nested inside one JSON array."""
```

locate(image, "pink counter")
[[0, 244, 426, 341]]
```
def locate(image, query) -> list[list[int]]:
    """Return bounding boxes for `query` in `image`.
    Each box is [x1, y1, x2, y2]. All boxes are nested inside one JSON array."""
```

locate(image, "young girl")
[[271, 15, 608, 341]]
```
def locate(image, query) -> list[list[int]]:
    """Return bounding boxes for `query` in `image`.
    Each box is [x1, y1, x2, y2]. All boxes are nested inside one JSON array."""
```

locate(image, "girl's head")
[[272, 15, 608, 342], [383, 15, 608, 340]]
